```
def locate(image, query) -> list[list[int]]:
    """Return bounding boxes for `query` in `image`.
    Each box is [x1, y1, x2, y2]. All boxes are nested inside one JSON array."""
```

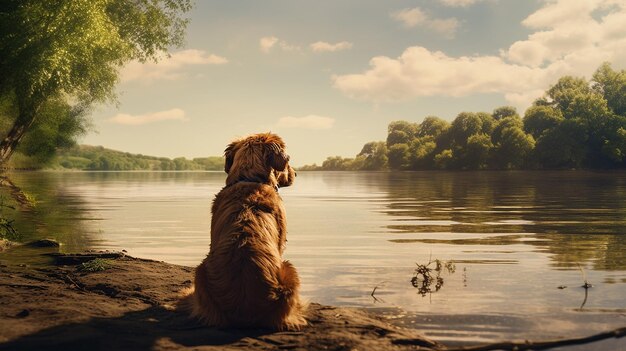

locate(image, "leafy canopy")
[[0, 0, 191, 107]]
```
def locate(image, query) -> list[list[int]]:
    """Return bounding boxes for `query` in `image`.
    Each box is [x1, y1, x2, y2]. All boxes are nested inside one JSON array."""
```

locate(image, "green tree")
[[434, 149, 453, 169], [322, 156, 355, 170], [357, 141, 388, 170], [409, 136, 436, 169], [523, 105, 564, 139], [491, 127, 535, 169], [387, 143, 410, 170], [16, 98, 90, 165], [492, 106, 518, 121], [462, 133, 493, 169], [564, 91, 610, 121], [450, 112, 483, 146], [387, 121, 417, 147], [599, 116, 626, 165], [592, 62, 626, 116], [417, 116, 450, 138], [476, 112, 497, 135], [492, 115, 523, 145], [546, 76, 592, 114], [535, 118, 588, 168], [0, 0, 192, 165], [386, 130, 412, 147]]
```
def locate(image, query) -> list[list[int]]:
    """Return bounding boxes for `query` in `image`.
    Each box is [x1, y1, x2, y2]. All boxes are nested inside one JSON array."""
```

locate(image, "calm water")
[[1, 171, 625, 348]]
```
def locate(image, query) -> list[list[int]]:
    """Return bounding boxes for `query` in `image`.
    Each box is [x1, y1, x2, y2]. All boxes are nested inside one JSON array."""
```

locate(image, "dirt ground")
[[0, 250, 443, 351]]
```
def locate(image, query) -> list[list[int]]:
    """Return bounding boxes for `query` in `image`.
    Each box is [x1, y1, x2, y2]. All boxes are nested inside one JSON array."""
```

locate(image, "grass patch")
[[78, 258, 113, 272]]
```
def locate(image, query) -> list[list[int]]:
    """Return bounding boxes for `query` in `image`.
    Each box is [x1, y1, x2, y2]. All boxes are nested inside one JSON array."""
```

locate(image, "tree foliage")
[[0, 0, 192, 165], [51, 145, 223, 171], [300, 63, 626, 171]]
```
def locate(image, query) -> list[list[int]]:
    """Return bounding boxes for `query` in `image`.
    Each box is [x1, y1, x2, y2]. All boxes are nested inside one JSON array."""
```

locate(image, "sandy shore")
[[0, 250, 443, 351]]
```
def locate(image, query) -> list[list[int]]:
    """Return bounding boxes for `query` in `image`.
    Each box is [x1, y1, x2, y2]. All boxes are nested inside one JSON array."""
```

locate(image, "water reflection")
[[1, 171, 625, 347], [0, 172, 96, 251], [380, 171, 626, 271]]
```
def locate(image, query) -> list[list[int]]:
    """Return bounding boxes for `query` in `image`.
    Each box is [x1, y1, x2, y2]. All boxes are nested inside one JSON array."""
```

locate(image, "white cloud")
[[335, 0, 626, 110], [391, 7, 460, 39], [260, 36, 301, 53], [310, 41, 353, 53], [260, 36, 279, 53], [108, 108, 188, 126], [276, 115, 335, 130], [391, 7, 427, 27], [439, 0, 489, 7], [122, 50, 227, 82]]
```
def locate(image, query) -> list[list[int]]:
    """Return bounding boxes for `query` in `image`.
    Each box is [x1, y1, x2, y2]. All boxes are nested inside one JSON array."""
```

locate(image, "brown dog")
[[187, 133, 306, 330]]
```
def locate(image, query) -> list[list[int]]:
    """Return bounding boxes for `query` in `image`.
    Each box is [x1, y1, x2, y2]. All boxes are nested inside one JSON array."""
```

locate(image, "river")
[[1, 171, 625, 348]]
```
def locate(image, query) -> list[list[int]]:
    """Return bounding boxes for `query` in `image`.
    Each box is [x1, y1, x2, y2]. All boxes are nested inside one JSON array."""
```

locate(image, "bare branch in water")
[[445, 326, 626, 351], [370, 281, 387, 303]]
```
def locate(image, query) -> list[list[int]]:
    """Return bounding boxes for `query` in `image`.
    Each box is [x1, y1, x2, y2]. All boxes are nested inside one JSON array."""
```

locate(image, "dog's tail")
[[272, 260, 308, 330]]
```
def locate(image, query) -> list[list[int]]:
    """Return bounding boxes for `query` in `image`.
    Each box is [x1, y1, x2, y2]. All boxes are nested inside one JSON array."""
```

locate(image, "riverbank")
[[0, 250, 443, 351]]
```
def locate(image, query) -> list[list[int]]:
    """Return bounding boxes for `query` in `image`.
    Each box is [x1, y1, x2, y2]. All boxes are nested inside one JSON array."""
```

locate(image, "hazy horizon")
[[83, 0, 626, 167]]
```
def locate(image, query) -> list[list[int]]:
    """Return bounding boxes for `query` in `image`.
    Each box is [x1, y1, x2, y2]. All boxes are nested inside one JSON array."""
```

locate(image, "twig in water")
[[370, 281, 387, 303], [445, 326, 626, 351], [576, 263, 592, 310], [577, 263, 592, 289]]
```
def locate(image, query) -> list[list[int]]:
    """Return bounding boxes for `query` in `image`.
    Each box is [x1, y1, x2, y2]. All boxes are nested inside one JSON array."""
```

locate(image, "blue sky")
[[84, 0, 626, 166]]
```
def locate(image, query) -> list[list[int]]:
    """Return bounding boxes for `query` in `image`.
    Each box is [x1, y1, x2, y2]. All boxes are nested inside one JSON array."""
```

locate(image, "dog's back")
[[189, 181, 306, 330]]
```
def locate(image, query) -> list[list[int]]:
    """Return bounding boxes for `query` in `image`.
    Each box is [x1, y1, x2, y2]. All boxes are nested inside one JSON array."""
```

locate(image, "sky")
[[84, 0, 626, 166]]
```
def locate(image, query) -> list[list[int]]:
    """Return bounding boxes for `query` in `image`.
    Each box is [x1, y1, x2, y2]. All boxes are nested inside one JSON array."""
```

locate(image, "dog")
[[186, 133, 306, 330]]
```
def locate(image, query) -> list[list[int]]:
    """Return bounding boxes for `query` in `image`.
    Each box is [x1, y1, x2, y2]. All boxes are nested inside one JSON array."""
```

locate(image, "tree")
[[563, 92, 610, 121], [386, 130, 412, 147], [476, 112, 497, 135], [450, 112, 483, 146], [387, 143, 410, 170], [492, 115, 523, 145], [462, 133, 493, 169], [409, 137, 436, 169], [357, 141, 387, 170], [592, 62, 626, 116], [322, 156, 355, 170], [491, 126, 535, 169], [535, 118, 588, 168], [387, 121, 417, 147], [599, 116, 626, 165], [492, 106, 518, 121], [0, 0, 192, 165], [546, 76, 592, 114], [17, 98, 90, 165], [417, 116, 450, 138], [388, 120, 418, 136], [434, 149, 453, 169], [523, 105, 564, 139]]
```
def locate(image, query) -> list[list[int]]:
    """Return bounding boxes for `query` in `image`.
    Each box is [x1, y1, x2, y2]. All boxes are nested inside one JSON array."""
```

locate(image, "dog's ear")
[[224, 141, 238, 173], [267, 143, 289, 171]]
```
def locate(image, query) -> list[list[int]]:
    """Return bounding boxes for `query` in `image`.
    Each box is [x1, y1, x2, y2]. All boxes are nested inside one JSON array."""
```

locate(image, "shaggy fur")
[[187, 133, 306, 330]]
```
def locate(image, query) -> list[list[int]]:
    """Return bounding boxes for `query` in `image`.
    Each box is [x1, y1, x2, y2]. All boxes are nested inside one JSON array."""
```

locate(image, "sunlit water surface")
[[2, 171, 625, 349]]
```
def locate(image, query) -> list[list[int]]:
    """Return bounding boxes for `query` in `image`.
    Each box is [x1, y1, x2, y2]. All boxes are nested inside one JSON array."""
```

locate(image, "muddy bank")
[[0, 251, 443, 351]]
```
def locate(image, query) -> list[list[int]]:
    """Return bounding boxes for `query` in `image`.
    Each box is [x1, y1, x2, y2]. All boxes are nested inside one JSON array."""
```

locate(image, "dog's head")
[[224, 133, 295, 189]]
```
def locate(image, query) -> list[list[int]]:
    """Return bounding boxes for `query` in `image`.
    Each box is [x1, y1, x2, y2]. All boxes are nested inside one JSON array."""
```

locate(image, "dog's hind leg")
[[271, 260, 308, 330], [188, 263, 227, 326]]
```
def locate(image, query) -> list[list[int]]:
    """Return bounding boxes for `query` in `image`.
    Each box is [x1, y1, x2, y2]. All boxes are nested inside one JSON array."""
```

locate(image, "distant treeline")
[[300, 63, 626, 171], [51, 145, 224, 171]]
